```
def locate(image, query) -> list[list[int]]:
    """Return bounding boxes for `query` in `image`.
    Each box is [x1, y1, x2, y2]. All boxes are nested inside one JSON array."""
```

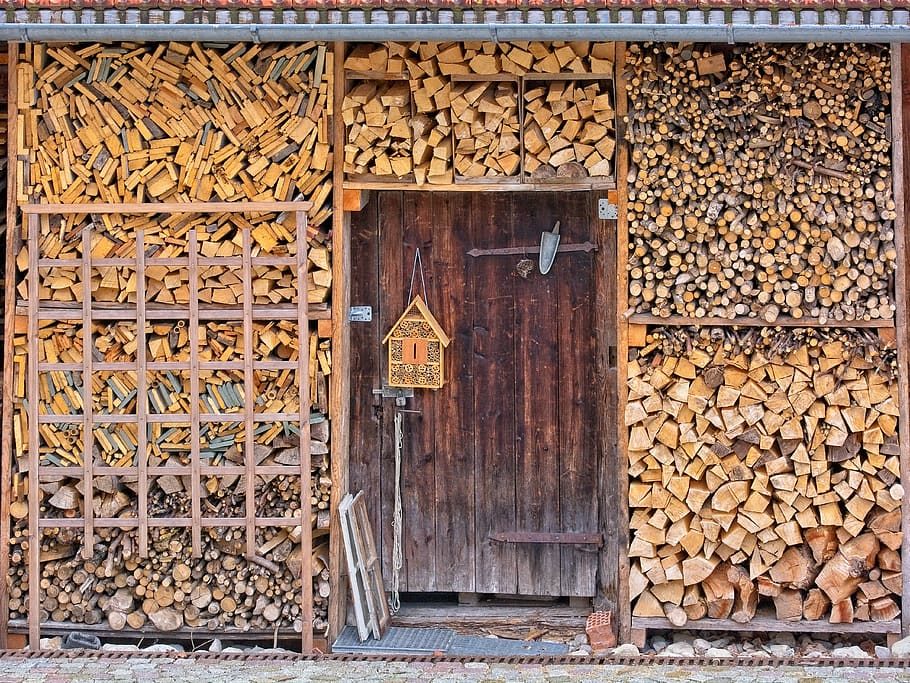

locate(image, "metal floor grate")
[[333, 626, 455, 655], [333, 626, 568, 656]]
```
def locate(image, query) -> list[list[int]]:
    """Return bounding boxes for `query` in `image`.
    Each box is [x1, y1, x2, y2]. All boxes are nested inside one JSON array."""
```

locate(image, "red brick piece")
[[585, 610, 616, 652]]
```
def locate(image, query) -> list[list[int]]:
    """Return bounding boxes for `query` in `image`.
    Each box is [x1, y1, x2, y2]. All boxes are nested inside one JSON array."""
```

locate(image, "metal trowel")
[[538, 221, 561, 275]]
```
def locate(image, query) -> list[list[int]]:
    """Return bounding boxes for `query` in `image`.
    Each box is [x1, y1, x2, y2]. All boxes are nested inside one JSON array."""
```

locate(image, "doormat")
[[333, 626, 569, 656]]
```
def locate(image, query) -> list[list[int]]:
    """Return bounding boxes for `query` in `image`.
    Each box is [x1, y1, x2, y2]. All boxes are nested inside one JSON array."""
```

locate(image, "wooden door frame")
[[348, 189, 614, 603]]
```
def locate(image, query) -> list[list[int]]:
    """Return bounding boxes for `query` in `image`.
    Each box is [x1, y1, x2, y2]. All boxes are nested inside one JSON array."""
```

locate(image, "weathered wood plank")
[[348, 194, 384, 579], [399, 191, 438, 591], [473, 192, 518, 594], [558, 196, 598, 598], [515, 196, 560, 597], [432, 192, 475, 592], [376, 192, 404, 584]]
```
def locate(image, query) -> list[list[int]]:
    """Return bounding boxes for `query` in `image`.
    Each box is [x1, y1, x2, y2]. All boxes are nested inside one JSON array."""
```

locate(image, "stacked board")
[[627, 327, 901, 626], [343, 42, 617, 185], [6, 42, 338, 641]]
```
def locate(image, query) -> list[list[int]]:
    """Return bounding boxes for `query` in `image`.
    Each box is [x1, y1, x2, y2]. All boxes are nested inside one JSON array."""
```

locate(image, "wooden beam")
[[297, 210, 314, 654], [632, 614, 900, 635], [628, 314, 895, 329], [0, 40, 19, 649], [20, 201, 313, 215], [613, 41, 632, 645], [342, 188, 370, 212], [328, 40, 352, 648], [893, 42, 910, 638], [594, 44, 621, 642], [26, 213, 39, 649]]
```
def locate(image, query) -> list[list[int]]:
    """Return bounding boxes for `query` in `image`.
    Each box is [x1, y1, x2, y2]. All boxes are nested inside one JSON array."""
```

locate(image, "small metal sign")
[[598, 198, 618, 220], [350, 306, 373, 322]]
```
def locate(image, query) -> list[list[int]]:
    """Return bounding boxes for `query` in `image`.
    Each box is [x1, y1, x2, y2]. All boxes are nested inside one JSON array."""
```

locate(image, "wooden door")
[[350, 191, 604, 597]]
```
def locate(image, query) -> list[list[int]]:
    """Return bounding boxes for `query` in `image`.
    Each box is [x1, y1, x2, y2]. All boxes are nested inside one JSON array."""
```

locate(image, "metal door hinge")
[[598, 198, 618, 220]]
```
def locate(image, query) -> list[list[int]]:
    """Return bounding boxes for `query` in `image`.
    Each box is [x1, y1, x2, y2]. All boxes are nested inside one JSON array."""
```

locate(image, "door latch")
[[372, 385, 414, 407]]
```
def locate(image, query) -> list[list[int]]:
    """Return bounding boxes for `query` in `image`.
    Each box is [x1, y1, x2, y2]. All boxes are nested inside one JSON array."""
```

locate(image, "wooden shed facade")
[[0, 3, 907, 652]]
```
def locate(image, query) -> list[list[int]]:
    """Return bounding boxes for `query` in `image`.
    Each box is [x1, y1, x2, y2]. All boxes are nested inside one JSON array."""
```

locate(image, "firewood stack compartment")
[[342, 41, 618, 191], [2, 40, 343, 651], [6, 205, 325, 648], [618, 42, 908, 641]]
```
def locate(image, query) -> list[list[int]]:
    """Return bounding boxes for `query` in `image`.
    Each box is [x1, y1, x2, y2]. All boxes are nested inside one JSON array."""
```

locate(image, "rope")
[[389, 410, 404, 614], [406, 248, 428, 304]]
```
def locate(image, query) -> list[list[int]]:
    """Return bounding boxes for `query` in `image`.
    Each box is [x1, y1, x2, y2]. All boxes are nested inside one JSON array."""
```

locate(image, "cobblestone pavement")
[[0, 658, 909, 682]]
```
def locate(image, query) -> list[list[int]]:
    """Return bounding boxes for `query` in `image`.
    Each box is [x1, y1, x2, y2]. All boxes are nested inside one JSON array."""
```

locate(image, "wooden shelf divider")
[[627, 314, 896, 329]]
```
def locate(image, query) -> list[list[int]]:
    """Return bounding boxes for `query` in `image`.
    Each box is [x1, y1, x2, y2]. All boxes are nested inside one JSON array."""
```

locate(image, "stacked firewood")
[[342, 80, 413, 179], [9, 429, 332, 632], [523, 80, 615, 181], [18, 42, 333, 227], [452, 80, 521, 178], [343, 42, 617, 183], [18, 219, 331, 307], [13, 320, 331, 467], [345, 41, 615, 79], [625, 43, 896, 322], [628, 327, 901, 625]]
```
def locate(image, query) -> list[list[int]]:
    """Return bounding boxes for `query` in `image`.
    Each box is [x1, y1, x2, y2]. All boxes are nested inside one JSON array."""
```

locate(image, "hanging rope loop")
[[389, 410, 404, 614], [406, 247, 428, 304]]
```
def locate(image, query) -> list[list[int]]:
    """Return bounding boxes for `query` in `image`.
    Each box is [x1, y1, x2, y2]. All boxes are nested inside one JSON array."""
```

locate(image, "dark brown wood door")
[[350, 191, 600, 597]]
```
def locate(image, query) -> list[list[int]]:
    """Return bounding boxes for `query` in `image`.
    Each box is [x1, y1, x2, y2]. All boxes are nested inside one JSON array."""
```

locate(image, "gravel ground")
[[1, 657, 910, 683]]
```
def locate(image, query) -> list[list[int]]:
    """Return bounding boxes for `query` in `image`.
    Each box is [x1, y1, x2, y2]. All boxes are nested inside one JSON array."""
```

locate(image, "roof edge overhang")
[[0, 21, 908, 41], [1, 6, 910, 42]]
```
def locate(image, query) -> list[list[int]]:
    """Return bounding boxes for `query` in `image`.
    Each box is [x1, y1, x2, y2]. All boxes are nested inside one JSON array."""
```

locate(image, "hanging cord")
[[389, 410, 404, 614], [406, 248, 428, 304]]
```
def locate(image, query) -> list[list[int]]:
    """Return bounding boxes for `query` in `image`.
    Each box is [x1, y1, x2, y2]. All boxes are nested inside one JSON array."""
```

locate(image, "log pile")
[[628, 327, 901, 625], [625, 43, 896, 322], [523, 79, 615, 181], [9, 427, 332, 632], [342, 42, 617, 184], [18, 42, 333, 227], [9, 527, 331, 633]]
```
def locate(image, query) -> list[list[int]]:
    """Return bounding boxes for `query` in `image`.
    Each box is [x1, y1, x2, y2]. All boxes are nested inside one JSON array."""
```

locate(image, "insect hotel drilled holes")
[[383, 295, 450, 390]]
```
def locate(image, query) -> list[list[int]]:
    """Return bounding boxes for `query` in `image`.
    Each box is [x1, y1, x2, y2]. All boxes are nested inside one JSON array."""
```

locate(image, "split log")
[[343, 42, 617, 183], [343, 80, 414, 179]]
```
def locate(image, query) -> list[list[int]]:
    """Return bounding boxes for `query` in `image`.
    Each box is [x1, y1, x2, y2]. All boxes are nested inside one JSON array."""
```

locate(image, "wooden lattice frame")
[[14, 201, 317, 651]]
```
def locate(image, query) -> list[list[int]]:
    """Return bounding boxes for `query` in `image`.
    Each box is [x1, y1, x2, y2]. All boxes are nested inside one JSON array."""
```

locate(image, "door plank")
[[514, 198, 562, 597], [377, 191, 405, 583], [398, 191, 438, 591], [473, 192, 519, 594], [557, 197, 598, 597], [348, 196, 384, 572], [433, 192, 476, 592]]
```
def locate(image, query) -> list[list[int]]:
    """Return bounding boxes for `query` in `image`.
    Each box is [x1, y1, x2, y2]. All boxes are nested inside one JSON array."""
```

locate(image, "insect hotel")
[[0, 0, 907, 659]]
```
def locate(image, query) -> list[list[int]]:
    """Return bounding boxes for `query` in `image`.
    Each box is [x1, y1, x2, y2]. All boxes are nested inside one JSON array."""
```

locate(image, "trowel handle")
[[552, 220, 560, 235]]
